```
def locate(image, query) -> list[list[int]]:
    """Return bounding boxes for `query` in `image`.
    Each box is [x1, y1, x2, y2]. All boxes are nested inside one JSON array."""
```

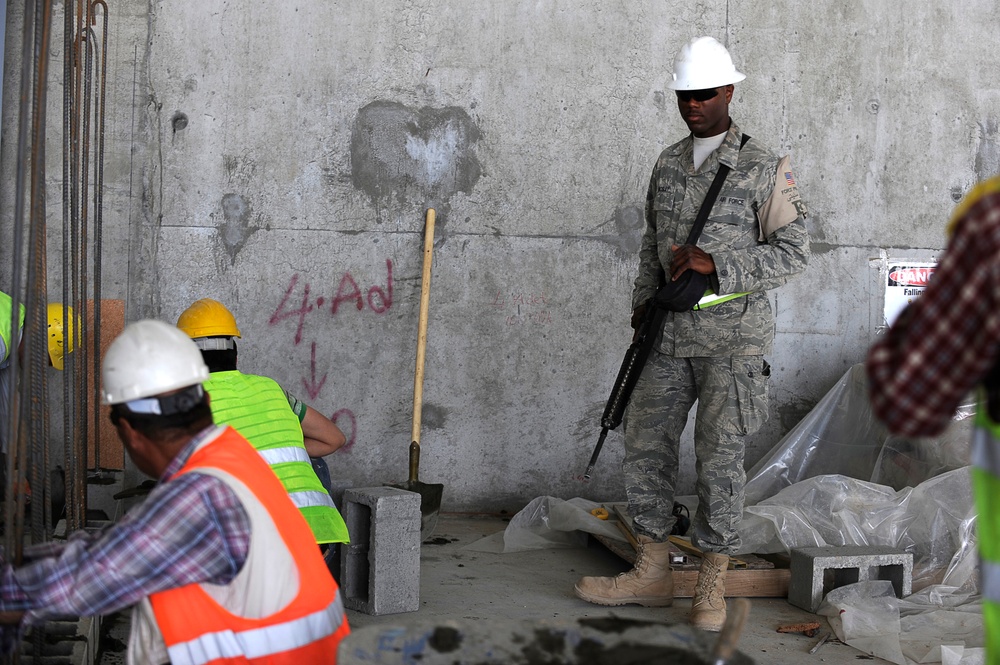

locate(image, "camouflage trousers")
[[622, 351, 770, 554]]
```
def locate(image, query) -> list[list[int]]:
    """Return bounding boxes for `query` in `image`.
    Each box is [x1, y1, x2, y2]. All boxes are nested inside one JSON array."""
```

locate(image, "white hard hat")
[[102, 319, 210, 405], [667, 36, 746, 91]]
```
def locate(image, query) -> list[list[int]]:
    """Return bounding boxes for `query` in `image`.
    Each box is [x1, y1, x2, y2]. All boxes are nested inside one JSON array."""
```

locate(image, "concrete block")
[[341, 486, 421, 615], [788, 545, 912, 613]]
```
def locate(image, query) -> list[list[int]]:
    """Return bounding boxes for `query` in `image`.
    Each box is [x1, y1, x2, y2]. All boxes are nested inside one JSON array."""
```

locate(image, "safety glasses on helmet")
[[675, 88, 719, 102]]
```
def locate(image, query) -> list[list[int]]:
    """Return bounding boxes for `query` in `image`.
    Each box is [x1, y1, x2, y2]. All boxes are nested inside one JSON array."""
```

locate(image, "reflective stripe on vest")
[[972, 423, 1000, 474], [258, 446, 311, 466], [973, 415, 1000, 587], [983, 558, 1000, 605], [973, 404, 1000, 662], [695, 289, 752, 309], [289, 490, 338, 511], [167, 595, 347, 665], [152, 426, 349, 665], [204, 371, 348, 544]]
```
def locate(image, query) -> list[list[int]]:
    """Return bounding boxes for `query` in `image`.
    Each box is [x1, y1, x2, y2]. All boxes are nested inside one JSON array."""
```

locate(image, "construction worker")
[[1, 293, 73, 496], [574, 36, 810, 631], [867, 176, 1000, 664], [176, 298, 350, 547], [0, 320, 350, 662]]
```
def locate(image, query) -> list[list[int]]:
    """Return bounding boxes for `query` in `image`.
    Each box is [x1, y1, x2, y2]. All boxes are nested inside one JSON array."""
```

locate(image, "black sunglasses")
[[675, 88, 719, 103]]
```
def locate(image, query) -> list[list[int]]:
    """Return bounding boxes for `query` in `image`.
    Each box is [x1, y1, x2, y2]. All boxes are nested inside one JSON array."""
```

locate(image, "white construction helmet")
[[667, 36, 746, 91], [102, 319, 210, 405]]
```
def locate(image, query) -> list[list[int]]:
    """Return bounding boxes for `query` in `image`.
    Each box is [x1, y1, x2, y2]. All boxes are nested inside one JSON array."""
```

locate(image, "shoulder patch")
[[757, 155, 806, 240]]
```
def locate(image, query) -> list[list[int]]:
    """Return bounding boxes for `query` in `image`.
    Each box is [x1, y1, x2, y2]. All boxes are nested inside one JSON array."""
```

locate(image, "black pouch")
[[653, 271, 709, 312], [650, 134, 751, 315]]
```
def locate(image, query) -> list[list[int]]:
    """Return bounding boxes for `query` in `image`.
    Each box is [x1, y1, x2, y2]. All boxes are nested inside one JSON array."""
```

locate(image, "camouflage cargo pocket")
[[728, 356, 770, 435]]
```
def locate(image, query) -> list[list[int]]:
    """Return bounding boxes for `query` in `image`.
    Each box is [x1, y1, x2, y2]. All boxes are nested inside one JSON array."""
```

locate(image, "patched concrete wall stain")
[[350, 101, 482, 214], [421, 403, 448, 431], [976, 118, 1000, 182], [611, 205, 644, 257], [217, 193, 260, 265]]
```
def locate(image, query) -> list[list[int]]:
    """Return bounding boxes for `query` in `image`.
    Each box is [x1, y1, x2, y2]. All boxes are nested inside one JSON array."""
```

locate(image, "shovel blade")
[[391, 480, 443, 542]]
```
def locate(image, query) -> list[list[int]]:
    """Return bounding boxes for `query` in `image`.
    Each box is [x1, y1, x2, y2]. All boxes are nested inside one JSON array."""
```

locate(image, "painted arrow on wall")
[[302, 341, 328, 400]]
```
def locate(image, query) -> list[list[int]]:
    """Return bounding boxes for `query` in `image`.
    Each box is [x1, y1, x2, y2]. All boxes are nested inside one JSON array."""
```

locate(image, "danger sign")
[[884, 262, 937, 327]]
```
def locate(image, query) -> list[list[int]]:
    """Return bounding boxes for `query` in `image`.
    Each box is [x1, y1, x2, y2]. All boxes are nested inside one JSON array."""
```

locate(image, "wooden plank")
[[593, 503, 791, 599], [673, 568, 790, 598], [593, 533, 790, 598]]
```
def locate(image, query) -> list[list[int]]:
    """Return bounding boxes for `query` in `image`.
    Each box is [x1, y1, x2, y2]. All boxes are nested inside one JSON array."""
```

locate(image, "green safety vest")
[[0, 292, 25, 363], [973, 404, 1000, 663], [204, 370, 349, 544]]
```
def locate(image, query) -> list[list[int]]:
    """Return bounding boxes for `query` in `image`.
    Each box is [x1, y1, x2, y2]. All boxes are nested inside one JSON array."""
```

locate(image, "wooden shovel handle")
[[411, 208, 436, 448]]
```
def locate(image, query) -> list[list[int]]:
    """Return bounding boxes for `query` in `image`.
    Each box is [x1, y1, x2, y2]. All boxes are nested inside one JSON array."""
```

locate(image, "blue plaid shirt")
[[0, 425, 251, 626]]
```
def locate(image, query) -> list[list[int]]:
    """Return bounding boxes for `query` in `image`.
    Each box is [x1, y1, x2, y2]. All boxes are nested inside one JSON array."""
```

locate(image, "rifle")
[[582, 294, 668, 480]]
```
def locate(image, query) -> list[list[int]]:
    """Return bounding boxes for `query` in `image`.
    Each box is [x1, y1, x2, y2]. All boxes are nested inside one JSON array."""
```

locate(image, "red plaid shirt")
[[867, 184, 1000, 436]]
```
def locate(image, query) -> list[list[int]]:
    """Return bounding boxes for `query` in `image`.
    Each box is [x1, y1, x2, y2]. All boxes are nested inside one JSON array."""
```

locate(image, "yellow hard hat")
[[176, 298, 242, 340], [47, 303, 75, 371]]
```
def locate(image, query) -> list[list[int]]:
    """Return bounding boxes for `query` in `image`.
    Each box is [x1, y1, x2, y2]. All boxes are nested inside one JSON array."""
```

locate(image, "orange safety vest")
[[147, 426, 349, 664]]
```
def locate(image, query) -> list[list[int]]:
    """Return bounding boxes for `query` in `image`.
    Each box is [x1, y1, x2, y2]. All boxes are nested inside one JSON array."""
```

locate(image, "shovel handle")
[[711, 597, 751, 665], [411, 209, 436, 453]]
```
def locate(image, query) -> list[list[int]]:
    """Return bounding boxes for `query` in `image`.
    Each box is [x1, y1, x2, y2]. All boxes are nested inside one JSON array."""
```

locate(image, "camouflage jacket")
[[633, 121, 810, 357]]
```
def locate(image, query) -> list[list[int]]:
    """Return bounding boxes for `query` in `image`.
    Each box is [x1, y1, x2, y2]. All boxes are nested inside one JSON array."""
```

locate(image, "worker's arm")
[[301, 406, 346, 457], [284, 390, 347, 457], [0, 473, 249, 627]]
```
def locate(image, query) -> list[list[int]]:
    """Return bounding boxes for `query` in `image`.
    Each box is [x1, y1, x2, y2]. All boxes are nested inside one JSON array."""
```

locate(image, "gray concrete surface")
[[2, 1, 999, 513], [343, 515, 892, 665], [91, 514, 888, 664]]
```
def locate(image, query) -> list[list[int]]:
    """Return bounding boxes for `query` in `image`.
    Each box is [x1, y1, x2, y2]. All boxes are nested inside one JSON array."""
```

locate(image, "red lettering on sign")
[[888, 267, 935, 287]]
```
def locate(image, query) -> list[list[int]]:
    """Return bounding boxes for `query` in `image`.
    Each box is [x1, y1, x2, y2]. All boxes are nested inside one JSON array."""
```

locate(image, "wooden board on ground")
[[595, 503, 790, 599]]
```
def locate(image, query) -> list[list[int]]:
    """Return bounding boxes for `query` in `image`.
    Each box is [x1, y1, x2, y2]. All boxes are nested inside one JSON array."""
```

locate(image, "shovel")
[[391, 208, 444, 541]]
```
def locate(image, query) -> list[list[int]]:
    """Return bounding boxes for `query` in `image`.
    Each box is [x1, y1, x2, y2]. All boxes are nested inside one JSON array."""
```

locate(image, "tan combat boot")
[[574, 535, 674, 606], [690, 551, 729, 631]]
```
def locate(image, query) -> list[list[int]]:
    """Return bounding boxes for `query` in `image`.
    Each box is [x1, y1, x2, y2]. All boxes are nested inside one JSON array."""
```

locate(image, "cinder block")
[[788, 545, 912, 613], [340, 486, 421, 615]]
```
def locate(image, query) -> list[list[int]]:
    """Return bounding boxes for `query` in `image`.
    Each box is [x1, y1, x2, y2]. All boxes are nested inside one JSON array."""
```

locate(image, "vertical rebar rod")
[[91, 0, 108, 473], [6, 0, 40, 568], [62, 0, 77, 531]]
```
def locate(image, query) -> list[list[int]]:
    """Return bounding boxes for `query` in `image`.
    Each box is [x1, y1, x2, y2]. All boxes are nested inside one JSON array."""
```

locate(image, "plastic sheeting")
[[464, 496, 626, 554], [744, 364, 975, 505], [735, 363, 983, 664], [736, 469, 978, 592], [819, 581, 984, 665], [486, 363, 985, 664]]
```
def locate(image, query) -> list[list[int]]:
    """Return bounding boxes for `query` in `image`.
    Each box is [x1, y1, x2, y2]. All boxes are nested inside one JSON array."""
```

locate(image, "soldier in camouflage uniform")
[[575, 36, 810, 632]]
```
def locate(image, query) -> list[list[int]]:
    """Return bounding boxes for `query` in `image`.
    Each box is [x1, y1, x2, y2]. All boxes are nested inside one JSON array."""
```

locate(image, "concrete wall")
[[2, 0, 998, 512]]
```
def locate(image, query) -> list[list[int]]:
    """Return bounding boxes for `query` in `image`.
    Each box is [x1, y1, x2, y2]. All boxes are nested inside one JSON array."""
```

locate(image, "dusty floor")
[[341, 514, 892, 664], [89, 513, 895, 664]]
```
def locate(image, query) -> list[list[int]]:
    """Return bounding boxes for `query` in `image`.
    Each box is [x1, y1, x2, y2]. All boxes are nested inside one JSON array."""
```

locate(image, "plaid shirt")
[[867, 187, 1000, 436], [0, 425, 250, 625]]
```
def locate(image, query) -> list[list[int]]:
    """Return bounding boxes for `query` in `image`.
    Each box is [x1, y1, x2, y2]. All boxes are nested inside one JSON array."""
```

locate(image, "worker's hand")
[[670, 244, 715, 280], [630, 305, 647, 332], [630, 305, 648, 342]]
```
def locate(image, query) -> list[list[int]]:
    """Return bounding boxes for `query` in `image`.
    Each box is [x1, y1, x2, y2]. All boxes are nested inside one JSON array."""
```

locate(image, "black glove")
[[630, 305, 647, 331]]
